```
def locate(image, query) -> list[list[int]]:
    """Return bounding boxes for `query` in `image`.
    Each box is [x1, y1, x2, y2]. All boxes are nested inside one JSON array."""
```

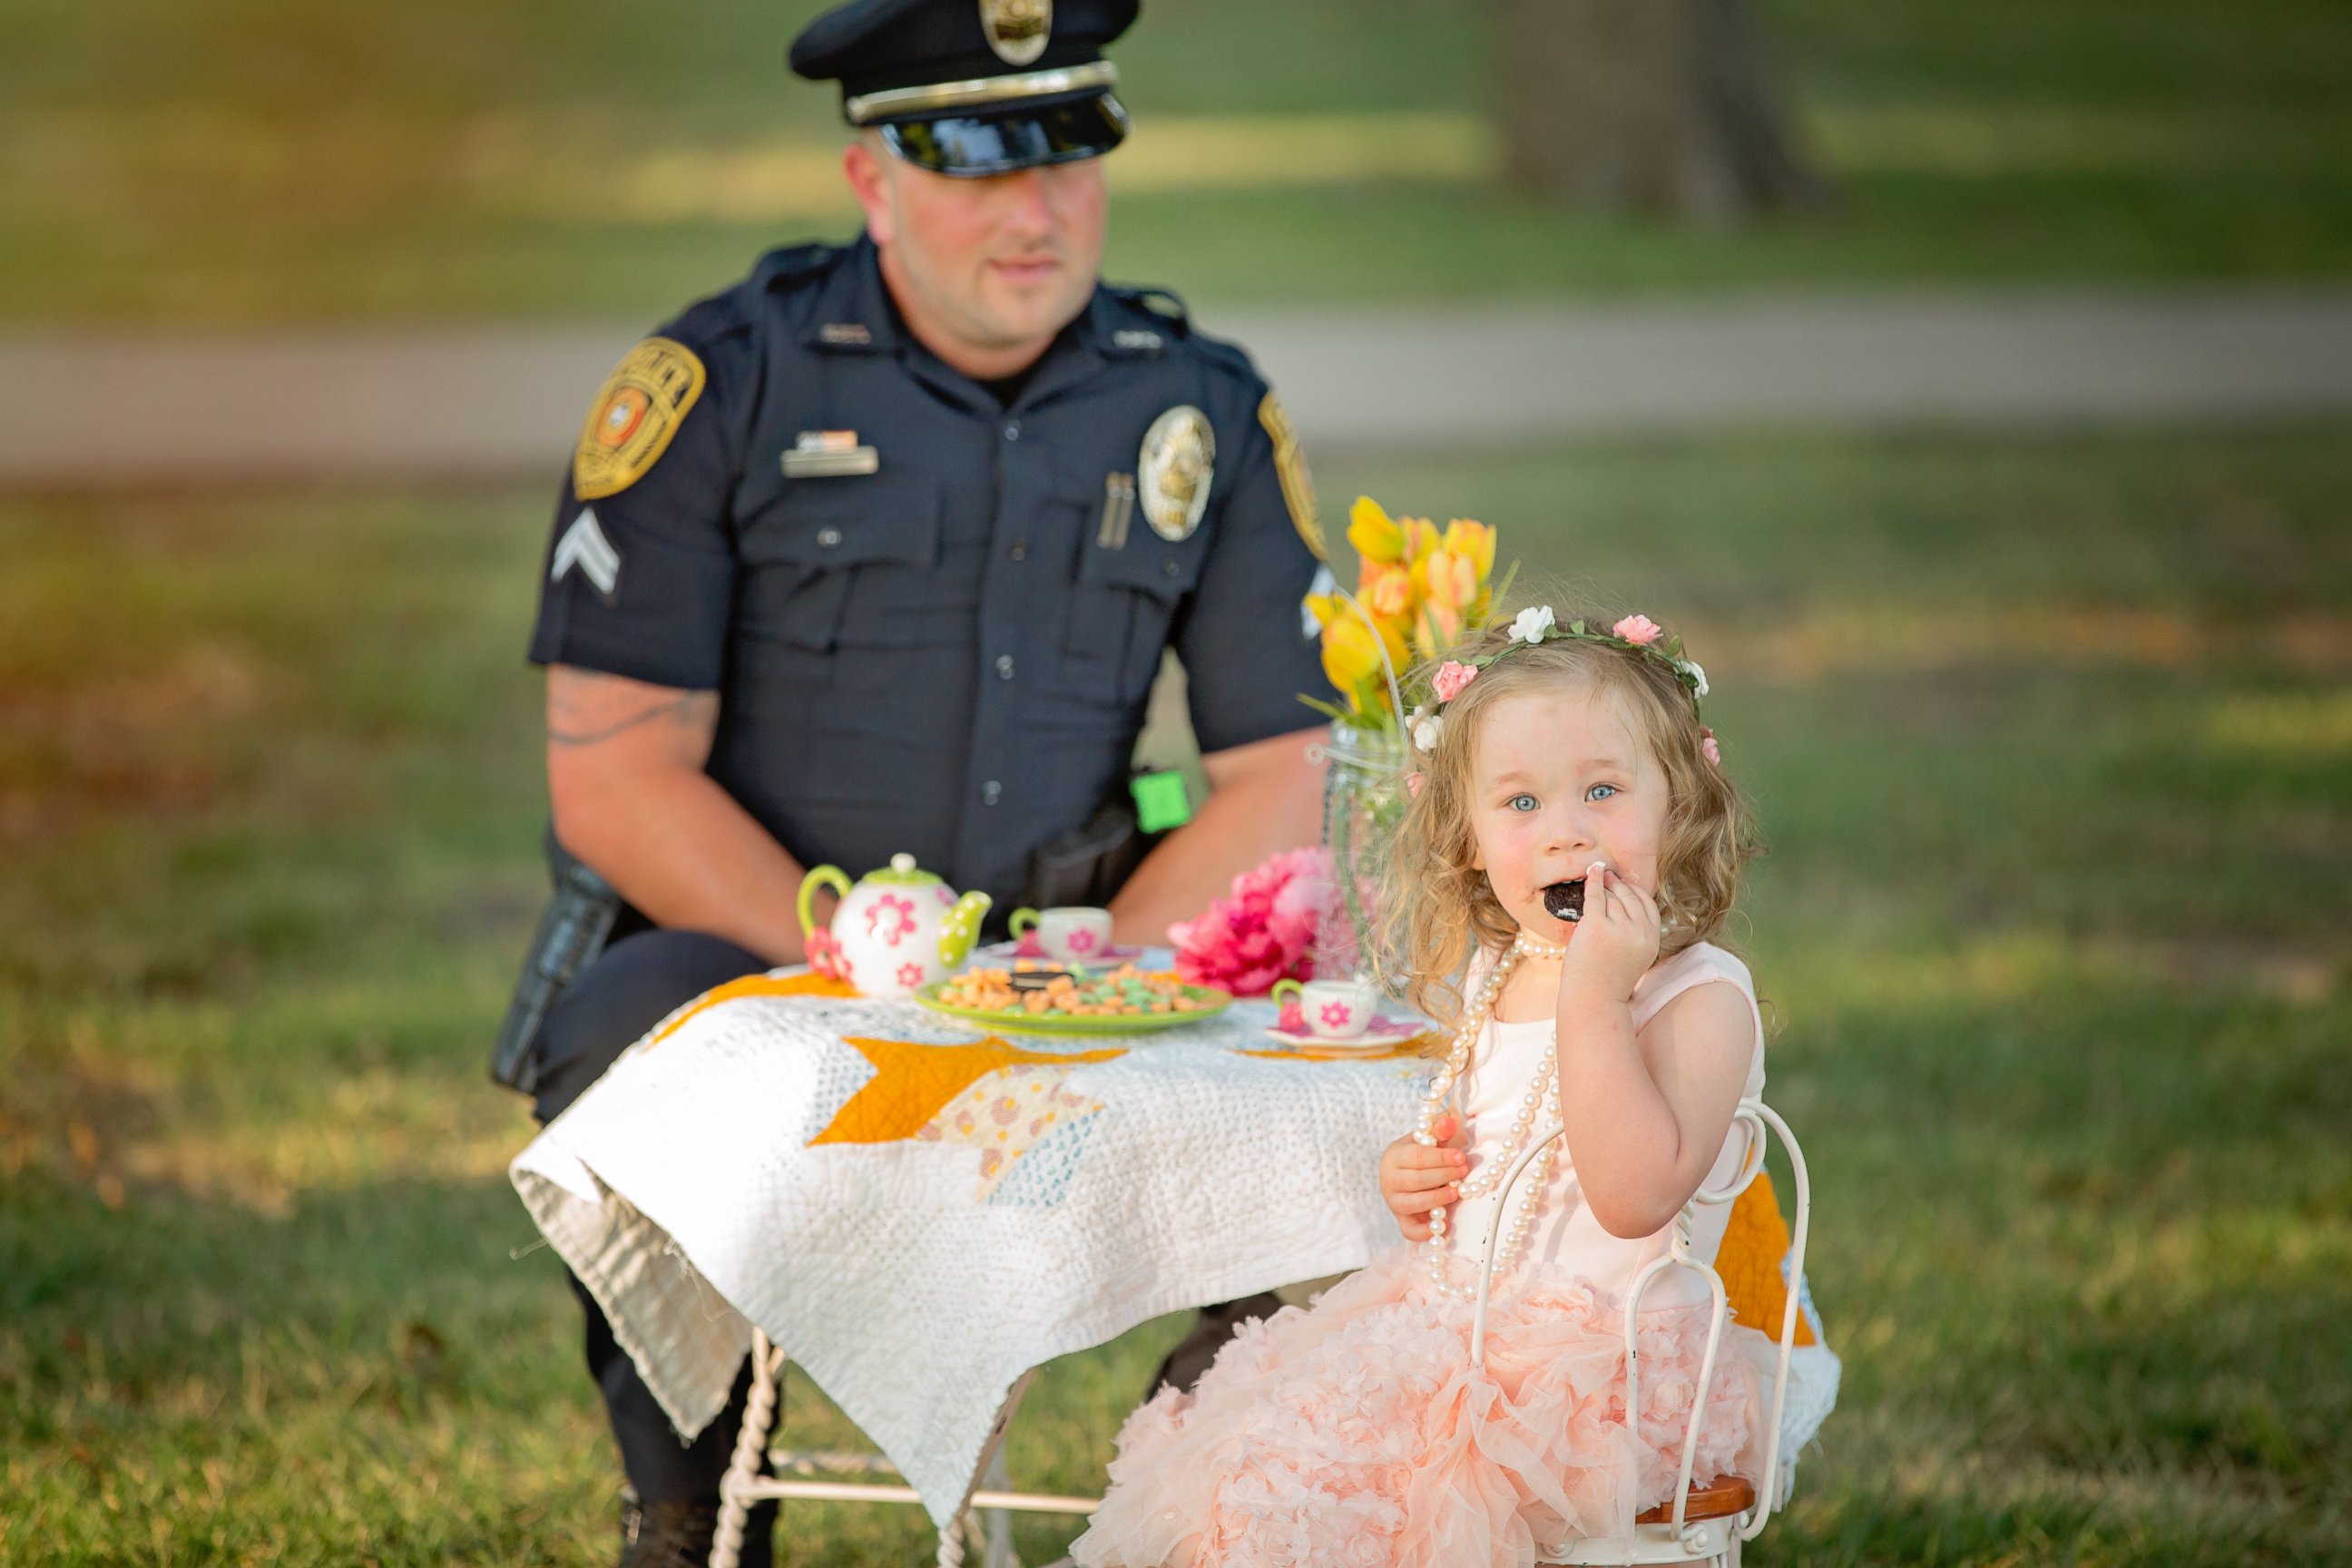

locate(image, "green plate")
[[913, 978, 1233, 1035]]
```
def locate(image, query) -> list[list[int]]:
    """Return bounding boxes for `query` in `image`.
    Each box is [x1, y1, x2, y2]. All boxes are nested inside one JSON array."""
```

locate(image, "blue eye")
[[1586, 783, 1619, 802], [1508, 794, 1539, 812]]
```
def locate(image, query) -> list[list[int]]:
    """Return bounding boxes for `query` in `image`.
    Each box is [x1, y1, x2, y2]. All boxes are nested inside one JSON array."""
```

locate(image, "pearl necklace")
[[1412, 931, 1568, 1297]]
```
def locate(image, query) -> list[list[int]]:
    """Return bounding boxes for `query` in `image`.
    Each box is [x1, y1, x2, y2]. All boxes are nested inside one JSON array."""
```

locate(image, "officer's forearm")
[[546, 665, 814, 965], [556, 767, 814, 966], [1109, 727, 1328, 946]]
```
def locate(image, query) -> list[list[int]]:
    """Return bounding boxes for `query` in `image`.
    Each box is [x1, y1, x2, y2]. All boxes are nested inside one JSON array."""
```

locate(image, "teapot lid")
[[864, 852, 941, 887]]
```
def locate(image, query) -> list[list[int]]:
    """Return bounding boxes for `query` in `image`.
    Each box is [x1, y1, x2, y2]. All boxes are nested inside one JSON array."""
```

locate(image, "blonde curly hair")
[[1378, 614, 1759, 1026]]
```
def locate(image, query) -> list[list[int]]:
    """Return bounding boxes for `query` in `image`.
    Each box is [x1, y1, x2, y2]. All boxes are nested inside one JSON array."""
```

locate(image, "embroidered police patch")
[[1258, 391, 1325, 560], [573, 338, 706, 500]]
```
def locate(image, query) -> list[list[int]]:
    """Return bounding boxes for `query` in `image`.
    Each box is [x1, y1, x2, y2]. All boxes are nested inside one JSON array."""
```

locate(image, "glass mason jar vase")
[[1315, 718, 1411, 982]]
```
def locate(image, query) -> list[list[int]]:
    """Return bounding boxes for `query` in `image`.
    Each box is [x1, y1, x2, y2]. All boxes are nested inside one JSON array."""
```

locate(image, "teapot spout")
[[938, 891, 994, 968]]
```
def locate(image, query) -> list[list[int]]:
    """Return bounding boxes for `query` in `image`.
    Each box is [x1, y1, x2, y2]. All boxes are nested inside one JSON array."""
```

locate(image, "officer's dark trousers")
[[533, 929, 776, 1554], [534, 929, 1281, 1542]]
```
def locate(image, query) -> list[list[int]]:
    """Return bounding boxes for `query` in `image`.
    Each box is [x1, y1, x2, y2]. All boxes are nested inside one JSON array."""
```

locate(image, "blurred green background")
[[2, 1, 2348, 1564], [4, 0, 2349, 320]]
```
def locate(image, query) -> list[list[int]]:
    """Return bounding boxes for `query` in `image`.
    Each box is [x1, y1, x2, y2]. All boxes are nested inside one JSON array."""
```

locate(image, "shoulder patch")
[[1258, 392, 1325, 561], [573, 338, 707, 500]]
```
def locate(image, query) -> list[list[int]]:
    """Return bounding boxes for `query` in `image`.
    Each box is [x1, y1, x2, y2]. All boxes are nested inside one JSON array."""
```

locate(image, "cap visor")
[[880, 95, 1128, 177]]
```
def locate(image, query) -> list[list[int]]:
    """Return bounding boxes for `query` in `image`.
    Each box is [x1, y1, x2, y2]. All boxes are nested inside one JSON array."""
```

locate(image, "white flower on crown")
[[1675, 658, 1709, 698], [1509, 605, 1557, 645], [1410, 704, 1444, 753]]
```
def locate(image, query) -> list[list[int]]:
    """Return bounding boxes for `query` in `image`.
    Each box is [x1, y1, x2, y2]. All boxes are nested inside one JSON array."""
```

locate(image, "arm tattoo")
[[548, 688, 718, 747]]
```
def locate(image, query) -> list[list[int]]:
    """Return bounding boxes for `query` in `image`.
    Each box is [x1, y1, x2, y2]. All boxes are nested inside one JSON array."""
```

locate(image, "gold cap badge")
[[980, 0, 1052, 65], [1139, 405, 1216, 544]]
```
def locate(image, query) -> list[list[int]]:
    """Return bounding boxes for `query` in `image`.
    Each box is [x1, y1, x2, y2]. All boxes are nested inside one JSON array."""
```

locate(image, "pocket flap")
[[1074, 533, 1205, 603], [740, 474, 941, 572]]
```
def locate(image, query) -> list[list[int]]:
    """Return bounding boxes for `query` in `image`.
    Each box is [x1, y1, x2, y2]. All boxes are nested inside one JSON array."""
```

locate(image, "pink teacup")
[[1008, 906, 1115, 965], [1270, 977, 1384, 1038]]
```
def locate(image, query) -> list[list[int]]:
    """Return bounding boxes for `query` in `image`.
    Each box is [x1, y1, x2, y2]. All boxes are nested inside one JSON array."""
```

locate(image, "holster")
[[489, 832, 622, 1093], [1021, 790, 1162, 914]]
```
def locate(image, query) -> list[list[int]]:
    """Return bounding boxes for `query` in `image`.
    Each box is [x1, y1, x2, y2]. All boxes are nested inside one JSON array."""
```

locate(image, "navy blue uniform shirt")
[[530, 235, 1336, 914]]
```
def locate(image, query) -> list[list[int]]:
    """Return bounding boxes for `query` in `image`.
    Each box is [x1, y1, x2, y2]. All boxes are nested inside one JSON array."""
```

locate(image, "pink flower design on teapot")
[[797, 853, 992, 1002]]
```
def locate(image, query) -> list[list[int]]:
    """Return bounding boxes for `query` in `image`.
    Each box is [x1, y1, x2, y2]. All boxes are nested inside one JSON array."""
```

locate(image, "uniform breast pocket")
[[737, 474, 953, 652], [1063, 533, 1207, 702]]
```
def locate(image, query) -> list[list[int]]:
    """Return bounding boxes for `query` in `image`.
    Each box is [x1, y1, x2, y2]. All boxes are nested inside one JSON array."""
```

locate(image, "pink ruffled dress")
[[1071, 943, 1775, 1568]]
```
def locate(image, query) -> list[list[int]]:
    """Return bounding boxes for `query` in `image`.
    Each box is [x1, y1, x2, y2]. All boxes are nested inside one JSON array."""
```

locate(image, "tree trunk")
[[1500, 0, 1818, 223]]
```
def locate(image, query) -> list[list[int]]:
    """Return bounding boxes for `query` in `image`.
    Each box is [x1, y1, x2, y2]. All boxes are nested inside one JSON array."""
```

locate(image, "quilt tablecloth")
[[510, 973, 1434, 1525]]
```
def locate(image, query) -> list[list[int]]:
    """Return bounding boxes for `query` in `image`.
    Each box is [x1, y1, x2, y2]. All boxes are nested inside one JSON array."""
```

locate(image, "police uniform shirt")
[[529, 235, 1337, 913]]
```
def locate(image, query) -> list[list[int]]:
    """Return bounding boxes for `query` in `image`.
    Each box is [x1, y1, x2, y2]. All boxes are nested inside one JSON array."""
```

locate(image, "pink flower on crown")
[[1612, 613, 1665, 646], [1432, 661, 1478, 702], [1700, 727, 1722, 766]]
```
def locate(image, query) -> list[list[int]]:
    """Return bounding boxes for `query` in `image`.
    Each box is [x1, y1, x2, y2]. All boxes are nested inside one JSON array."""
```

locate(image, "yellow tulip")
[[1375, 614, 1412, 687], [1347, 496, 1405, 564], [1303, 592, 1341, 632], [1441, 519, 1495, 583], [1319, 612, 1385, 699], [1399, 515, 1439, 569]]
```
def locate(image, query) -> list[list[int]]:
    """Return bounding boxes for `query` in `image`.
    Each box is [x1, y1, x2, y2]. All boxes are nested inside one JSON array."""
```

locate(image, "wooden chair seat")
[[1634, 1475, 1755, 1524]]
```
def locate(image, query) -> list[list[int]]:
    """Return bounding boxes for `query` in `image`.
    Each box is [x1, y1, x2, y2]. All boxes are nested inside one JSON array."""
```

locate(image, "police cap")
[[790, 0, 1138, 177]]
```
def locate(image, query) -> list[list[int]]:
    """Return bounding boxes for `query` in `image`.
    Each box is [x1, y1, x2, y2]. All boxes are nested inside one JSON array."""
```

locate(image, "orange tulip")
[[1361, 562, 1415, 622]]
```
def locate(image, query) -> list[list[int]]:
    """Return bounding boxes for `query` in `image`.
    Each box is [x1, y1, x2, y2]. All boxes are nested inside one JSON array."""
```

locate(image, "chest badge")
[[1138, 405, 1215, 544], [980, 0, 1051, 65]]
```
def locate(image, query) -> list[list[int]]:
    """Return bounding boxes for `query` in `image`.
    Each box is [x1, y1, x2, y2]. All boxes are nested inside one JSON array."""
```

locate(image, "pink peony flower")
[[1700, 726, 1722, 766], [1431, 660, 1478, 702], [1168, 847, 1334, 996], [1612, 612, 1664, 646]]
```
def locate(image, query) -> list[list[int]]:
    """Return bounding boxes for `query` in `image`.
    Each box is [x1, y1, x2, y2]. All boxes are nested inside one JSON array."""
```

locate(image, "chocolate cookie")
[[1542, 878, 1586, 922]]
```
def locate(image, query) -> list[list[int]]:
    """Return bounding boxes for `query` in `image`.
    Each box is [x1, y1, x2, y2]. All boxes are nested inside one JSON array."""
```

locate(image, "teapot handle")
[[798, 865, 854, 942]]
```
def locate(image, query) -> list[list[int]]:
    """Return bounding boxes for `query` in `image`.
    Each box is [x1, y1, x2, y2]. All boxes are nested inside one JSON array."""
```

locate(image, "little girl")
[[1073, 609, 1778, 1568]]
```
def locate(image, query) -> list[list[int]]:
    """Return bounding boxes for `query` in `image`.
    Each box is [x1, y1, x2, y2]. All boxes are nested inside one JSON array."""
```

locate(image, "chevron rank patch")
[[573, 338, 706, 500], [1258, 391, 1325, 560], [550, 507, 622, 601]]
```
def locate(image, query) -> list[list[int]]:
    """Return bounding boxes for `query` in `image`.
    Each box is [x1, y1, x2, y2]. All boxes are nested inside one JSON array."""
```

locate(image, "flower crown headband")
[[1409, 607, 1719, 763]]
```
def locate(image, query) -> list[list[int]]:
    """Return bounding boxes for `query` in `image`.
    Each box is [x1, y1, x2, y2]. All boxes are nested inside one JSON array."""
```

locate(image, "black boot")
[[1149, 1292, 1288, 1395], [618, 1492, 775, 1568]]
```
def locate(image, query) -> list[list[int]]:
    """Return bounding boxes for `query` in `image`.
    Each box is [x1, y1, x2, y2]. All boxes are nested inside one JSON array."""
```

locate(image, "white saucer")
[[1261, 1015, 1429, 1053]]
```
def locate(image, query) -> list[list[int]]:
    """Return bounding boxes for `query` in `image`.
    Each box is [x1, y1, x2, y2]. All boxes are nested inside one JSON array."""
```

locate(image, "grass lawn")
[[2, 0, 2348, 322], [3, 426, 2349, 1563]]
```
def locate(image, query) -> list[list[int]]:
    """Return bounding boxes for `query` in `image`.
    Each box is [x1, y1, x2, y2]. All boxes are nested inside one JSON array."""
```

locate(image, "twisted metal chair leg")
[[711, 1331, 784, 1568]]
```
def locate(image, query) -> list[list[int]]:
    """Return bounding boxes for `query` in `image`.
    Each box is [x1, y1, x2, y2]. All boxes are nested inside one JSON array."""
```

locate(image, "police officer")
[[518, 1, 1337, 1561]]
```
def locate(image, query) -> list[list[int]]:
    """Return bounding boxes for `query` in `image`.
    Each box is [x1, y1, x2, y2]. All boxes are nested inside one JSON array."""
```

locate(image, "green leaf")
[[1297, 693, 1354, 724]]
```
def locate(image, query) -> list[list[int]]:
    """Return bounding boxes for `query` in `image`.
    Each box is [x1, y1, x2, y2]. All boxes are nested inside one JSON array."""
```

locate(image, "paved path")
[[5, 287, 2351, 487]]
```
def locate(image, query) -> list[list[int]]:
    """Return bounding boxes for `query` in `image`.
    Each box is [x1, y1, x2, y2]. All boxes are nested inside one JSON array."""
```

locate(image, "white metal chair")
[[1469, 1098, 1815, 1568], [710, 1097, 1813, 1568], [709, 1338, 1096, 1568]]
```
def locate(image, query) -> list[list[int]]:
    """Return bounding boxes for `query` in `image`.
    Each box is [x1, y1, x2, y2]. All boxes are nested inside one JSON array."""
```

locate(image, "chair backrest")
[[1469, 1097, 1813, 1544]]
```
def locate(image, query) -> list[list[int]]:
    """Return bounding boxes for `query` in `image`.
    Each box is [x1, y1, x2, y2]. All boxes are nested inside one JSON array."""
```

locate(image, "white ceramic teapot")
[[797, 853, 992, 1000]]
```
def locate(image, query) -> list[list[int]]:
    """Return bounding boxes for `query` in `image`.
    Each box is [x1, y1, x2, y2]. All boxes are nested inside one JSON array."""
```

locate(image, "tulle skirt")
[[1071, 1244, 1769, 1568]]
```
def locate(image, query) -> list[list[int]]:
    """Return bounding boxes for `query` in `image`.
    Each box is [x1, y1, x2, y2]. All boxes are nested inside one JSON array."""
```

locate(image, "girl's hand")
[[1379, 1112, 1468, 1242], [1561, 863, 1661, 1004]]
